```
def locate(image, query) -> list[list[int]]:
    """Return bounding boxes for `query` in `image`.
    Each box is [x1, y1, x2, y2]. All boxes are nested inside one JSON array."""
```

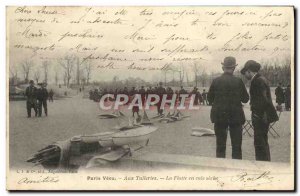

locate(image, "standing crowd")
[[89, 83, 210, 117]]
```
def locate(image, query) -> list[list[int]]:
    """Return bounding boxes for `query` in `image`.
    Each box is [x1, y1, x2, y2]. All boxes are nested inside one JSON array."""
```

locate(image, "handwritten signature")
[[231, 171, 274, 187], [18, 176, 59, 184]]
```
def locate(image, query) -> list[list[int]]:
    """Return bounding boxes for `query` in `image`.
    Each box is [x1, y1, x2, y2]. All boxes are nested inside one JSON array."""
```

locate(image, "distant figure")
[[139, 86, 146, 106], [208, 56, 249, 159], [131, 87, 139, 117], [93, 89, 100, 102], [48, 89, 54, 102], [191, 87, 202, 105], [178, 86, 187, 104], [122, 87, 129, 104], [241, 60, 278, 161], [114, 88, 119, 101], [25, 80, 38, 118], [37, 82, 49, 117], [166, 87, 174, 105], [275, 83, 285, 106], [129, 87, 137, 97], [89, 90, 93, 100], [146, 86, 154, 103], [156, 82, 166, 115], [79, 87, 82, 92], [202, 89, 208, 105], [123, 87, 129, 95], [285, 84, 291, 111], [102, 88, 108, 96]]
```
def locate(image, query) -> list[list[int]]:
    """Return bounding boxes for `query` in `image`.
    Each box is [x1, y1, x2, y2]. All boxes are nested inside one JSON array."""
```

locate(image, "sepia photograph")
[[6, 5, 294, 190]]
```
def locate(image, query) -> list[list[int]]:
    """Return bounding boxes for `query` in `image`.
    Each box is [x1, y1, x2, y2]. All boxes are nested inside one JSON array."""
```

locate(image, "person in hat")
[[36, 82, 49, 117], [241, 60, 278, 161], [207, 56, 249, 159], [25, 80, 38, 117]]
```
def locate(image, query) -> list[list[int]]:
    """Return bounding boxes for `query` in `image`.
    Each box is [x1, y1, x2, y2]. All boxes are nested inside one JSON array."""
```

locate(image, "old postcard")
[[6, 6, 294, 190]]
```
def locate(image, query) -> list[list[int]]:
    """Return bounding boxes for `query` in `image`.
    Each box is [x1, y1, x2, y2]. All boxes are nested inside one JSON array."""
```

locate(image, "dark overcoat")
[[208, 73, 249, 124], [250, 73, 279, 123], [25, 86, 38, 103]]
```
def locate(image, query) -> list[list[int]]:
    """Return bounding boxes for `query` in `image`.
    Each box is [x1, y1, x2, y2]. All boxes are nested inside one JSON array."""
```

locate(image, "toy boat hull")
[[98, 126, 157, 147], [112, 126, 157, 146], [98, 114, 119, 119], [81, 131, 116, 143]]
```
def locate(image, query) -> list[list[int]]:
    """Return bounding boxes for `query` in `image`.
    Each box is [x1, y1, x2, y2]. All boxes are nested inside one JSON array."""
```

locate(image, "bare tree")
[[76, 57, 80, 85], [79, 69, 86, 85], [178, 64, 185, 86], [9, 65, 18, 85], [34, 68, 41, 84], [54, 70, 59, 86], [161, 67, 172, 86], [186, 72, 190, 86], [42, 61, 49, 83], [193, 62, 201, 87], [63, 72, 67, 86], [169, 65, 177, 86], [53, 65, 61, 86], [59, 55, 75, 88], [21, 60, 33, 83], [84, 60, 92, 85], [200, 69, 208, 87]]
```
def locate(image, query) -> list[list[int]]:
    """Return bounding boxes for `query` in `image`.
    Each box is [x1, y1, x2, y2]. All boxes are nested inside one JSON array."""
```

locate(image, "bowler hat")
[[241, 60, 261, 75], [221, 56, 238, 67], [29, 80, 34, 84]]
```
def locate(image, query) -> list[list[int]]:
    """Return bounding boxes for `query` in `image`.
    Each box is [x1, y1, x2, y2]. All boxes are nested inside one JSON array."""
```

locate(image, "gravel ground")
[[9, 93, 292, 169]]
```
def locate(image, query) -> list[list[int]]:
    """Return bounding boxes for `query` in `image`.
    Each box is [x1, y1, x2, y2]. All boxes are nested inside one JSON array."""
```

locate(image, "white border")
[[1, 0, 298, 195]]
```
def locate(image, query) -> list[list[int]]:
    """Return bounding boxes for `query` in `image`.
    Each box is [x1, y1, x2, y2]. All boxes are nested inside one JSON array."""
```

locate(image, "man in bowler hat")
[[208, 57, 249, 159], [241, 60, 278, 161]]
